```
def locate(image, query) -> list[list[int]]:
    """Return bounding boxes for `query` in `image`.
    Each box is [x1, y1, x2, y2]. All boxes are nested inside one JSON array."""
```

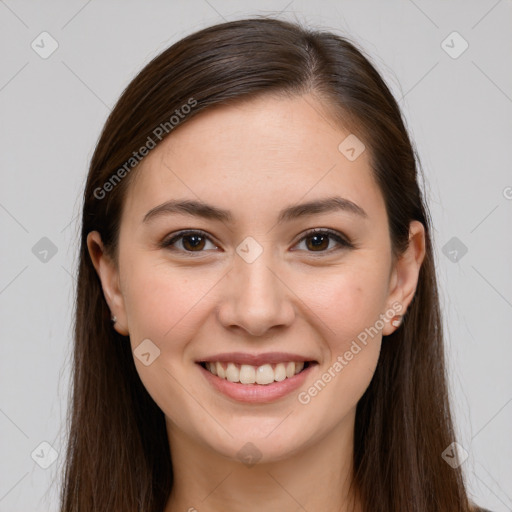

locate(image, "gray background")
[[1, 1, 511, 510]]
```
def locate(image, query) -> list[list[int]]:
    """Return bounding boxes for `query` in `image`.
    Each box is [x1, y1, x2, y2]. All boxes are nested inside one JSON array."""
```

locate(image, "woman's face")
[[89, 93, 424, 463]]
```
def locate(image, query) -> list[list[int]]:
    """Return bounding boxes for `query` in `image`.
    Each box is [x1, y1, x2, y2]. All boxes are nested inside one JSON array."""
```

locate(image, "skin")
[[87, 93, 425, 512]]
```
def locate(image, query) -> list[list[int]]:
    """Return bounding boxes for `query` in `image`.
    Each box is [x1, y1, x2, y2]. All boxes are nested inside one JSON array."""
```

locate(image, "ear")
[[86, 231, 129, 336], [382, 220, 426, 336]]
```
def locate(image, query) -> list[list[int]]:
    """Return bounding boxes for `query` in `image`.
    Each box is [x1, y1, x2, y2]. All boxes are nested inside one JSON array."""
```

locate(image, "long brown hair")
[[59, 16, 478, 512]]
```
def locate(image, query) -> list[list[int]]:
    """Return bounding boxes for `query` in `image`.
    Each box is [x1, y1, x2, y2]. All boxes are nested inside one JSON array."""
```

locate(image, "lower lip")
[[197, 363, 317, 403]]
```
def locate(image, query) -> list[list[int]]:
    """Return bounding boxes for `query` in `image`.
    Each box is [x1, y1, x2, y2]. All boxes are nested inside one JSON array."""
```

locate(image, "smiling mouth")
[[198, 361, 316, 385]]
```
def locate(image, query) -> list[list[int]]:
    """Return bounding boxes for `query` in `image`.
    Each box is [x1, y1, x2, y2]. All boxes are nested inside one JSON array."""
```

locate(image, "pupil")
[[309, 234, 327, 250], [184, 235, 204, 250]]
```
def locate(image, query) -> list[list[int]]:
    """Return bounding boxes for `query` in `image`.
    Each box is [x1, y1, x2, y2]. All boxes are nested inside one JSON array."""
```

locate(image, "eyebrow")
[[142, 196, 368, 224]]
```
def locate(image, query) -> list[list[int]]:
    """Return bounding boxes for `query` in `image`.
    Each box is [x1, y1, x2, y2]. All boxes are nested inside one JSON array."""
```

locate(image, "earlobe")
[[86, 231, 129, 336], [383, 220, 426, 336]]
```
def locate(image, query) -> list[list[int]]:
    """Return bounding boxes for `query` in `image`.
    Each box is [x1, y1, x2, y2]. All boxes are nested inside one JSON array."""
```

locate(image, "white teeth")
[[239, 364, 256, 384], [274, 363, 286, 382], [256, 364, 274, 385], [225, 362, 239, 383], [203, 361, 310, 385], [216, 362, 226, 379]]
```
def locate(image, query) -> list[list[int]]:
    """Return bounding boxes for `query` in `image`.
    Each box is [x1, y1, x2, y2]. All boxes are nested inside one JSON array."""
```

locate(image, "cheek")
[[120, 260, 214, 422], [301, 264, 388, 349], [295, 273, 385, 418], [122, 258, 213, 344]]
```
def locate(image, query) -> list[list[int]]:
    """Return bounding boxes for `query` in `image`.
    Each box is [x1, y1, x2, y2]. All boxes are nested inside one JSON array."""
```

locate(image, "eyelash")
[[161, 228, 354, 256]]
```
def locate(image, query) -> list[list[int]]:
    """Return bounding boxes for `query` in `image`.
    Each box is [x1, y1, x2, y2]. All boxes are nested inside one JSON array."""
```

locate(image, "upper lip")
[[196, 352, 317, 367]]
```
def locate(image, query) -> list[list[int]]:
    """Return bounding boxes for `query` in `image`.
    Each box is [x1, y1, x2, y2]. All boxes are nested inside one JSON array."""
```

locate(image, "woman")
[[59, 16, 492, 512]]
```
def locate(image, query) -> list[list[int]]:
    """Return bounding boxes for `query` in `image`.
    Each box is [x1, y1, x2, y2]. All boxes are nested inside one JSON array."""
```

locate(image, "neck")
[[164, 409, 361, 512]]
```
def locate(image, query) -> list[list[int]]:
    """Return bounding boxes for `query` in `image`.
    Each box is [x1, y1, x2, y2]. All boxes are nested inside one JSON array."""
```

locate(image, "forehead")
[[122, 93, 386, 226]]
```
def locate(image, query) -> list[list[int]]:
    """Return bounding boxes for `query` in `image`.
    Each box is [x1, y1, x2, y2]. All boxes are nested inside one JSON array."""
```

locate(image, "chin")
[[205, 426, 312, 466]]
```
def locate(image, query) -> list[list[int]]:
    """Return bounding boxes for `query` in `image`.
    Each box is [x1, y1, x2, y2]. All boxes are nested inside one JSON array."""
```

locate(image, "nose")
[[217, 251, 296, 337]]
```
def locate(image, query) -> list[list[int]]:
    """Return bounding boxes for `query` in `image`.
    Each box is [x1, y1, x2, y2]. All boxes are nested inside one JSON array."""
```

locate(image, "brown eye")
[[181, 234, 206, 251], [295, 229, 353, 253], [305, 233, 330, 251], [163, 230, 217, 253]]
